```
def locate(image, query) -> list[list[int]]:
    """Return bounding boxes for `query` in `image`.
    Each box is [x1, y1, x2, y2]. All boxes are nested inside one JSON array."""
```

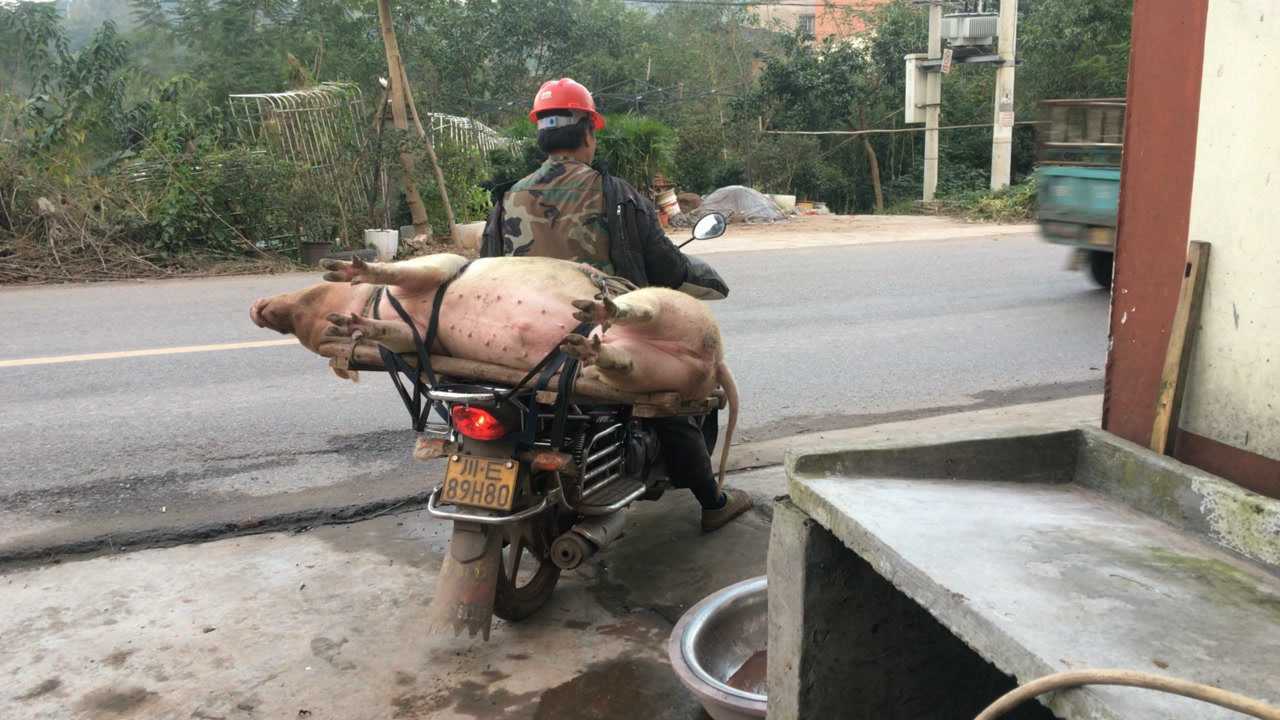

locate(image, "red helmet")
[[529, 78, 605, 130]]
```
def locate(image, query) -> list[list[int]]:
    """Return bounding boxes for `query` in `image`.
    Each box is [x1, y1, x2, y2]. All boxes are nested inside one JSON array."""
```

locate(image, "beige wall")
[[755, 5, 811, 33], [754, 1, 889, 39], [1180, 0, 1280, 459]]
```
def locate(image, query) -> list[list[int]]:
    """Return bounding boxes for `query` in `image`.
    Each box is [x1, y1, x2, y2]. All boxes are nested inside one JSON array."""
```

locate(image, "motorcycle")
[[410, 213, 730, 639]]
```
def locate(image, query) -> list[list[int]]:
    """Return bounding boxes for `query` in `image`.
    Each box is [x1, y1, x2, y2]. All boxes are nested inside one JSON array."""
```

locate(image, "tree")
[[1018, 0, 1133, 102], [596, 115, 676, 192], [0, 1, 67, 97]]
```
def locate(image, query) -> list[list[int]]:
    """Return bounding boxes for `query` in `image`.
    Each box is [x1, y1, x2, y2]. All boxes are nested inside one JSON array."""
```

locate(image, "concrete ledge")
[[781, 427, 1280, 719], [738, 394, 1101, 473], [788, 428, 1080, 485], [1076, 429, 1280, 567], [767, 498, 1048, 720]]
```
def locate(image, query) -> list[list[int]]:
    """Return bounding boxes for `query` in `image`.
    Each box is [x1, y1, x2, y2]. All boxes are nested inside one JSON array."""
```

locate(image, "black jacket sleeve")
[[480, 200, 504, 258], [480, 180, 517, 259], [610, 177, 689, 289], [635, 196, 690, 289]]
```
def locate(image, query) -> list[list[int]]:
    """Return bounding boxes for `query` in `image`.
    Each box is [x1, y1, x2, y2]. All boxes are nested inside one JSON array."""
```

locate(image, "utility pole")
[[989, 0, 1018, 190], [376, 0, 430, 240], [923, 1, 942, 202]]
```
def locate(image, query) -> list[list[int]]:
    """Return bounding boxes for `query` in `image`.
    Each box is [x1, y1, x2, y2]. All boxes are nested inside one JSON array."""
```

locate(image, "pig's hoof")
[[321, 256, 370, 285], [324, 312, 377, 341], [323, 313, 415, 353], [571, 297, 618, 329], [561, 334, 632, 373], [559, 333, 600, 366]]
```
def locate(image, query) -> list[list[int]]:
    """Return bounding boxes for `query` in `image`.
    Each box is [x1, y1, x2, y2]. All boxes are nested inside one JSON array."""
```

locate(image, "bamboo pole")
[[400, 64, 457, 238], [376, 0, 431, 240], [370, 86, 390, 227]]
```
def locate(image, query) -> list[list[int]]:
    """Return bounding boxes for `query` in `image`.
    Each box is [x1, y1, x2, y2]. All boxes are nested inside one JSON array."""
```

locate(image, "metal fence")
[[223, 84, 521, 246], [227, 83, 374, 237], [426, 112, 518, 155]]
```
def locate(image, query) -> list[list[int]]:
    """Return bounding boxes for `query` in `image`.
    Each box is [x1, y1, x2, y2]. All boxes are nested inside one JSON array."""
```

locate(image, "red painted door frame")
[[1102, 0, 1209, 446], [1105, 0, 1280, 498]]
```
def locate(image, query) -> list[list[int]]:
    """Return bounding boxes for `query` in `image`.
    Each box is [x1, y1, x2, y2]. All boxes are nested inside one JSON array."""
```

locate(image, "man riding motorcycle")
[[481, 77, 751, 531]]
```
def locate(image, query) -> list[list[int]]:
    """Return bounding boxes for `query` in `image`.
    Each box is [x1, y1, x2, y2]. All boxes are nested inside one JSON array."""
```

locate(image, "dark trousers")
[[650, 409, 721, 509]]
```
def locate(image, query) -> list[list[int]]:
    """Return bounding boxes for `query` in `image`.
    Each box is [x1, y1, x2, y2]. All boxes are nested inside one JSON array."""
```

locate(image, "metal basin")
[[668, 576, 767, 720]]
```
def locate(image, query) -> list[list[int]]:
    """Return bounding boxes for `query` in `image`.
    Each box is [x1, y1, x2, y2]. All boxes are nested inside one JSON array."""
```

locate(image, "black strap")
[[493, 320, 592, 451], [374, 263, 593, 446], [424, 268, 459, 369], [377, 262, 475, 430], [366, 285, 385, 320], [496, 320, 594, 400], [379, 289, 438, 432], [549, 350, 582, 448]]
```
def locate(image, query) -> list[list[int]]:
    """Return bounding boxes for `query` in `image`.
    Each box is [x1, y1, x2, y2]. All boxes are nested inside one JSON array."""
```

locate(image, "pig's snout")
[[250, 296, 294, 335], [250, 298, 268, 327]]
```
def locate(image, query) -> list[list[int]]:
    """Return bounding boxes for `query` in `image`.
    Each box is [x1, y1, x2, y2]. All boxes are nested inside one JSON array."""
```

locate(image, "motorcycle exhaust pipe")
[[551, 512, 627, 570]]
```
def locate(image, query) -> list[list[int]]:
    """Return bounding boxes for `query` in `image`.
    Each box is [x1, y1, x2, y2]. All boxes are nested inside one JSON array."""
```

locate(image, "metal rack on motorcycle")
[[330, 341, 727, 418]]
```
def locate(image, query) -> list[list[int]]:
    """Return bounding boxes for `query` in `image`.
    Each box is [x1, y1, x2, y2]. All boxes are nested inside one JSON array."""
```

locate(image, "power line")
[[765, 121, 1046, 136]]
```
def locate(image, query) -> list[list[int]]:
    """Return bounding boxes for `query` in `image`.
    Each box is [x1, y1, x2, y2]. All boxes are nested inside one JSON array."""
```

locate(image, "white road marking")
[[0, 339, 299, 368]]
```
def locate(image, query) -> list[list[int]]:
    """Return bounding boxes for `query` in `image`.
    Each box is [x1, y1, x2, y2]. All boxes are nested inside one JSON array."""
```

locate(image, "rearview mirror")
[[692, 213, 727, 241]]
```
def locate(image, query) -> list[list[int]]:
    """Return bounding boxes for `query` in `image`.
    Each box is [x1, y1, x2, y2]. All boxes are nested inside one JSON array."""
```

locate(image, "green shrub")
[[596, 115, 676, 192], [939, 176, 1038, 223], [123, 147, 300, 257]]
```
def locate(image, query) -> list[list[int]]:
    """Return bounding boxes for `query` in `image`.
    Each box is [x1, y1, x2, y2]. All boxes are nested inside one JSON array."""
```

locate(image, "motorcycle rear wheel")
[[493, 517, 561, 621]]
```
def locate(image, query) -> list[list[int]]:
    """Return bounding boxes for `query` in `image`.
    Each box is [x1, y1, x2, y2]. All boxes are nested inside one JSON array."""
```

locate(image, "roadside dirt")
[[1, 235, 472, 286], [690, 214, 1036, 255]]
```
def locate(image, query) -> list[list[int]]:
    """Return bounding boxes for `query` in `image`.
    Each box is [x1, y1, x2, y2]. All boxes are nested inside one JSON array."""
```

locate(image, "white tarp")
[[675, 185, 788, 226]]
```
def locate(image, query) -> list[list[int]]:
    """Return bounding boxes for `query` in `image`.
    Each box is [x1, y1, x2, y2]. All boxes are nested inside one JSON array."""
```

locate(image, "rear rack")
[[330, 340, 725, 418]]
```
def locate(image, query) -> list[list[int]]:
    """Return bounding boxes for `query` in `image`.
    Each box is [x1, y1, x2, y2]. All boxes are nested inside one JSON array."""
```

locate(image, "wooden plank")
[[533, 389, 679, 411], [633, 395, 724, 418], [1150, 241, 1210, 454]]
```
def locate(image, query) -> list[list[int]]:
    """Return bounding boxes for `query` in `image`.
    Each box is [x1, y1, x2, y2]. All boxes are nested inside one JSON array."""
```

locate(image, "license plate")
[[442, 455, 518, 511], [1089, 227, 1114, 247]]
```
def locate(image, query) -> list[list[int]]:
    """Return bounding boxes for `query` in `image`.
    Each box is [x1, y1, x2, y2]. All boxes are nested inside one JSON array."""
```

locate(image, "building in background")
[[757, 0, 891, 42]]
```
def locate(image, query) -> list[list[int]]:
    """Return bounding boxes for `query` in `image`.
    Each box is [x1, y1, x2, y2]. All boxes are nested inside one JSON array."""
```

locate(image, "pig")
[[250, 253, 739, 483]]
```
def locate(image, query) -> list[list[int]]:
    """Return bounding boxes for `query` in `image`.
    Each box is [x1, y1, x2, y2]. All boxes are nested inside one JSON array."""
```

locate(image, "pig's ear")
[[330, 366, 361, 383]]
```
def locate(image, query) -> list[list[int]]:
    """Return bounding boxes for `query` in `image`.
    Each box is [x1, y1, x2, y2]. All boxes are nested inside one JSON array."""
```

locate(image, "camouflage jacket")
[[481, 159, 691, 290], [496, 156, 613, 272]]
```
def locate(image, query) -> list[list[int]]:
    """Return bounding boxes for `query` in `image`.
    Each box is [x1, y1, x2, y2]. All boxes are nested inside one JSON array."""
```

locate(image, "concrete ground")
[[0, 475, 777, 720], [0, 222, 1108, 561], [0, 397, 1101, 720]]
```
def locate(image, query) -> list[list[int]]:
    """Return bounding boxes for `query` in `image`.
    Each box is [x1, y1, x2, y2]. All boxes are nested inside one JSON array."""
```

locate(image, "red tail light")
[[451, 405, 508, 440]]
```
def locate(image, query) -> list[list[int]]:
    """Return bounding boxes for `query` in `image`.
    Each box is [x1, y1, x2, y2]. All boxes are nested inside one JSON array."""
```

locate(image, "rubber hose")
[[975, 669, 1280, 720]]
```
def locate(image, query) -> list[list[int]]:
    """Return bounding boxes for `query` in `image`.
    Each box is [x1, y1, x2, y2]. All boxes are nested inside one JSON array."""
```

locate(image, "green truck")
[[1036, 98, 1125, 288]]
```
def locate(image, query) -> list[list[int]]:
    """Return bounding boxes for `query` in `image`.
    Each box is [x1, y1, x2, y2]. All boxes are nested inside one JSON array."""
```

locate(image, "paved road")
[[0, 233, 1109, 558]]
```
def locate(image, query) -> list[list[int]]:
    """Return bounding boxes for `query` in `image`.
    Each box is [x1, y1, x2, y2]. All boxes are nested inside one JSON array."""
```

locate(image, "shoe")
[[702, 488, 753, 532]]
